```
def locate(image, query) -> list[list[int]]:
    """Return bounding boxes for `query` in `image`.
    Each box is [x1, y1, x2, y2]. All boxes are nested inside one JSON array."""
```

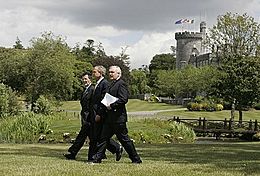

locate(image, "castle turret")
[[175, 31, 202, 69], [200, 21, 206, 34], [200, 21, 207, 54]]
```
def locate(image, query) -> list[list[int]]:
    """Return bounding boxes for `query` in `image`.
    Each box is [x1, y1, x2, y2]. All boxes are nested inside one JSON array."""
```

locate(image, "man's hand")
[[95, 115, 101, 122], [106, 105, 112, 110]]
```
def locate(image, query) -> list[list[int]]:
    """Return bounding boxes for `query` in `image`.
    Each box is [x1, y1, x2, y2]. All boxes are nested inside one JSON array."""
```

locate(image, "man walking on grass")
[[63, 72, 94, 160], [92, 66, 142, 164]]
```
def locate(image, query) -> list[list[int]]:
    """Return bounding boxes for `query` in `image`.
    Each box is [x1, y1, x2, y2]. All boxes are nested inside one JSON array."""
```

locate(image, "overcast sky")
[[1, 0, 260, 68]]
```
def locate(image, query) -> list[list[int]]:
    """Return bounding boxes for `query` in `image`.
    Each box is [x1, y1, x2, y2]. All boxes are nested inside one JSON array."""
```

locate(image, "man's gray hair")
[[94, 65, 106, 76], [110, 66, 121, 77]]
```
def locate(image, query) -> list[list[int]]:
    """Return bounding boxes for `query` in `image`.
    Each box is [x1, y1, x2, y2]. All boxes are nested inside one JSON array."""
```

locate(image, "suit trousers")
[[88, 122, 120, 160], [95, 122, 141, 162], [68, 122, 90, 157]]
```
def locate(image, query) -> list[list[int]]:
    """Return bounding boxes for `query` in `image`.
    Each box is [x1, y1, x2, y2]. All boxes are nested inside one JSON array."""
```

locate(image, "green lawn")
[[158, 109, 260, 121], [61, 99, 260, 122], [0, 142, 259, 176], [61, 99, 183, 112], [1, 100, 260, 175]]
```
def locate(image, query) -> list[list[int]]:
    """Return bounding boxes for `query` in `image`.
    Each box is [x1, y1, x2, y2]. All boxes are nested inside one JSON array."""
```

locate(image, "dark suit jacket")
[[80, 85, 94, 125], [91, 78, 109, 122], [105, 78, 128, 124]]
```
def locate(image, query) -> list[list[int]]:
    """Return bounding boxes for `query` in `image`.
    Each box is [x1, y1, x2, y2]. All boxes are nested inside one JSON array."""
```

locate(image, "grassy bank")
[[0, 142, 259, 176]]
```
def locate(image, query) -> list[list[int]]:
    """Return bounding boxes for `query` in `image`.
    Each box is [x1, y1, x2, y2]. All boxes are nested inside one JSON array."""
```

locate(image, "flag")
[[175, 19, 194, 24], [175, 19, 183, 24], [184, 19, 194, 24]]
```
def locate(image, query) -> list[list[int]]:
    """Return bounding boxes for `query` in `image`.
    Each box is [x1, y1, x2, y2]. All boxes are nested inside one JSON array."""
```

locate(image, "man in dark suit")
[[93, 66, 142, 164], [89, 65, 123, 162], [64, 72, 94, 160]]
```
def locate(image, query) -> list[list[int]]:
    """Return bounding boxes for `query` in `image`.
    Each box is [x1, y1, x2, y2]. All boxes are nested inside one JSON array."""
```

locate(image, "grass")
[[0, 142, 259, 176], [61, 99, 260, 122], [2, 100, 260, 175], [47, 116, 179, 143], [158, 109, 260, 121], [60, 99, 183, 112]]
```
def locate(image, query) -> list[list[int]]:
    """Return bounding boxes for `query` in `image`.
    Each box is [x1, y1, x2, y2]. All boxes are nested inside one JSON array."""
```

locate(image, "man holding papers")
[[90, 65, 122, 162], [92, 66, 142, 164]]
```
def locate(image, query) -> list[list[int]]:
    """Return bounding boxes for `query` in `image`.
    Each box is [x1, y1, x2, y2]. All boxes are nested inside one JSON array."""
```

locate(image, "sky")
[[1, 0, 260, 69]]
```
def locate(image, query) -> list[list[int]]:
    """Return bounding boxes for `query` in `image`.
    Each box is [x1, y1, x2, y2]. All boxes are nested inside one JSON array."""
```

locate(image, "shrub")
[[149, 94, 160, 102], [167, 121, 196, 143], [191, 102, 203, 111], [34, 96, 53, 115], [186, 102, 192, 111], [0, 112, 50, 143], [215, 104, 224, 111], [0, 83, 21, 117], [128, 119, 196, 144], [194, 96, 204, 103], [187, 102, 223, 112]]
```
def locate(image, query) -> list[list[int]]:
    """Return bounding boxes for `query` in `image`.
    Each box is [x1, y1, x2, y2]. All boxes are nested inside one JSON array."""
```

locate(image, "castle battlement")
[[175, 31, 202, 40]]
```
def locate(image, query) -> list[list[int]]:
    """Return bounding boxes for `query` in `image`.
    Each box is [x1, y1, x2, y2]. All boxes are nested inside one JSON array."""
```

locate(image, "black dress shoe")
[[92, 159, 101, 163], [116, 146, 123, 161], [63, 153, 76, 160], [132, 159, 142, 164], [102, 154, 107, 159]]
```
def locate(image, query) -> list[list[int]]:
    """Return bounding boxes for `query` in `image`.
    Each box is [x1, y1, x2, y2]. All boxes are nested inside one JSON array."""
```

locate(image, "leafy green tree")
[[148, 53, 176, 93], [208, 12, 260, 121], [119, 46, 130, 67], [13, 37, 24, 49], [129, 69, 151, 95], [72, 39, 96, 63], [24, 32, 77, 110], [155, 66, 219, 98], [149, 53, 176, 72], [155, 70, 176, 97], [0, 47, 28, 92], [0, 83, 21, 117], [92, 55, 130, 84]]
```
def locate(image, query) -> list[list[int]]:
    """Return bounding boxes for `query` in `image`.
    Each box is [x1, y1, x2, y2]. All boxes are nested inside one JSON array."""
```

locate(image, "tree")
[[155, 66, 219, 99], [0, 83, 21, 117], [149, 53, 176, 72], [13, 37, 24, 49], [92, 55, 130, 84], [0, 47, 28, 92], [129, 69, 151, 95], [148, 53, 176, 94], [208, 12, 260, 121], [24, 32, 77, 110], [119, 46, 130, 67]]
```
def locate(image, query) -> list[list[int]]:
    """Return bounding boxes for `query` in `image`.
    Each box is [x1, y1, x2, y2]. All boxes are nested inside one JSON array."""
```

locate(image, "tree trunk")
[[238, 110, 243, 125], [230, 99, 235, 121]]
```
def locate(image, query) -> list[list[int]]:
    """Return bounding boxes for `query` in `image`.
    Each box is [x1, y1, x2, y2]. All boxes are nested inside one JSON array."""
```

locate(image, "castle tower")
[[175, 21, 207, 69], [200, 21, 207, 54], [175, 31, 202, 69]]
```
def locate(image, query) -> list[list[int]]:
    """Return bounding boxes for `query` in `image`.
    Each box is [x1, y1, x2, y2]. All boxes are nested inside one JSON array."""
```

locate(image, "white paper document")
[[101, 93, 118, 106]]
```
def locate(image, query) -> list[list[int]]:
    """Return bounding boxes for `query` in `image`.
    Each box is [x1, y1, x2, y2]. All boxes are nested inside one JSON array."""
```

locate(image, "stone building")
[[175, 21, 218, 69]]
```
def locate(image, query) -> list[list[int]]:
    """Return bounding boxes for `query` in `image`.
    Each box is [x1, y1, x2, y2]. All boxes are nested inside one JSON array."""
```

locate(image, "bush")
[[0, 112, 50, 143], [129, 119, 196, 144], [215, 104, 224, 111], [194, 96, 204, 103], [34, 96, 53, 115], [167, 121, 196, 143], [187, 102, 203, 111], [187, 102, 223, 112], [0, 83, 21, 117]]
